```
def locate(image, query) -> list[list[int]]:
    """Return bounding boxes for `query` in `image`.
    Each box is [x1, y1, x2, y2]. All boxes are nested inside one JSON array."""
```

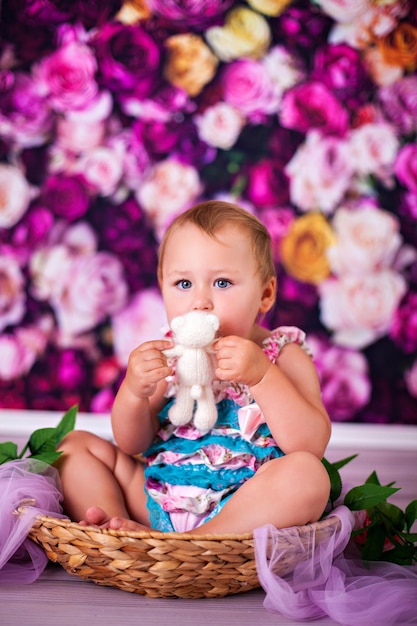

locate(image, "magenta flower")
[[147, 0, 234, 29], [41, 174, 90, 221], [245, 158, 290, 208], [93, 22, 160, 99], [280, 81, 349, 136], [390, 292, 417, 354], [394, 144, 417, 194], [312, 43, 372, 109]]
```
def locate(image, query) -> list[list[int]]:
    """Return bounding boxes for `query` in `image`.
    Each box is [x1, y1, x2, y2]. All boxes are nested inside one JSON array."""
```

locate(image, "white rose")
[[319, 270, 407, 349], [0, 164, 33, 228], [75, 145, 124, 196], [194, 102, 245, 150], [349, 123, 399, 179], [328, 205, 403, 275], [136, 158, 202, 239]]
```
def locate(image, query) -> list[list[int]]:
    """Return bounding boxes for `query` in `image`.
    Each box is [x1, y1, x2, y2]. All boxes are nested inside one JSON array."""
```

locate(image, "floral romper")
[[142, 326, 311, 532]]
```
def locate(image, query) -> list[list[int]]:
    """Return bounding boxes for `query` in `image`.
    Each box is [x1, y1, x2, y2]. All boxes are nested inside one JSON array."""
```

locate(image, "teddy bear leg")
[[168, 386, 195, 426], [193, 386, 218, 431]]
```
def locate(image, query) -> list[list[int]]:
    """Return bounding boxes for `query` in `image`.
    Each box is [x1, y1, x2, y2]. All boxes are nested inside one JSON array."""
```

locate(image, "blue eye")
[[215, 279, 231, 289], [176, 279, 192, 290]]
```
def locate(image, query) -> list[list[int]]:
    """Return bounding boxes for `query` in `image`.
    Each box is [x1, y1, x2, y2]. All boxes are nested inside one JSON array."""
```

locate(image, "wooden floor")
[[1, 414, 416, 626]]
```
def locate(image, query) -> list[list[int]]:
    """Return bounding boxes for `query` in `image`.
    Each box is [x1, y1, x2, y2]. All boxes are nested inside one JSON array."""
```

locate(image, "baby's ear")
[[207, 314, 220, 331]]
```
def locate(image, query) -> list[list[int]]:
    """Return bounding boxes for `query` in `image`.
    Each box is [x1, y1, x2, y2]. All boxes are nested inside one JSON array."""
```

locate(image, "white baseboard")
[[1, 409, 417, 451]]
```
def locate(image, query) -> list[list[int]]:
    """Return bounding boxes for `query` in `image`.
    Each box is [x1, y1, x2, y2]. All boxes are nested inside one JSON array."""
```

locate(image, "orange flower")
[[280, 213, 334, 284], [163, 34, 219, 97], [116, 0, 151, 23], [377, 23, 417, 72]]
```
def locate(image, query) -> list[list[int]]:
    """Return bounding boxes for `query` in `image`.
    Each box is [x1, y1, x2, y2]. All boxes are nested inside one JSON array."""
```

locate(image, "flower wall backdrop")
[[0, 0, 416, 424]]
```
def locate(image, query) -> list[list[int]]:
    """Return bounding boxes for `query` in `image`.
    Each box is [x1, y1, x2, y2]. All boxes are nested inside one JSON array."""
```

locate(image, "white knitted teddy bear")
[[163, 310, 219, 431]]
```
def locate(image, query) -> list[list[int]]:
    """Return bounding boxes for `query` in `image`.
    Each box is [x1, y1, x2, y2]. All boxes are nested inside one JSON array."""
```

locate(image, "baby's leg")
[[191, 451, 330, 535], [56, 430, 150, 529]]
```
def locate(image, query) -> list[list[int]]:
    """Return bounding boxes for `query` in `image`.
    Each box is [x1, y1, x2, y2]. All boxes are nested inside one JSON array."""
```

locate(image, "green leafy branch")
[[323, 455, 417, 566], [0, 405, 77, 466]]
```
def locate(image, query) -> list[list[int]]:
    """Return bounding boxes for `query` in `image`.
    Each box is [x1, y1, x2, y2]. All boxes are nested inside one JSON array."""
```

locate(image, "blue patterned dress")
[[142, 326, 311, 532]]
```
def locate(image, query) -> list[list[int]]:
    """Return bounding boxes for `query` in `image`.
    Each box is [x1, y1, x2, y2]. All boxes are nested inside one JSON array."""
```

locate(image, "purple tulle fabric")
[[254, 505, 417, 625], [0, 459, 66, 584]]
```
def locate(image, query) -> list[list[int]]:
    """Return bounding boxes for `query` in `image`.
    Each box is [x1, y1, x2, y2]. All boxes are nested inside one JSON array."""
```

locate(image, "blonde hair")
[[157, 200, 276, 286]]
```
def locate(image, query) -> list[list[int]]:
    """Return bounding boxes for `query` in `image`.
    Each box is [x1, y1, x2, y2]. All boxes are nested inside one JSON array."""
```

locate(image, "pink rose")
[[0, 315, 52, 380], [221, 59, 281, 123], [112, 289, 167, 367], [405, 359, 417, 399], [0, 254, 26, 332], [0, 163, 33, 228], [245, 158, 290, 208], [75, 145, 124, 197], [319, 270, 407, 348], [55, 90, 112, 154], [285, 131, 353, 214], [308, 334, 371, 421], [54, 251, 128, 340], [327, 205, 403, 275], [36, 41, 98, 111]]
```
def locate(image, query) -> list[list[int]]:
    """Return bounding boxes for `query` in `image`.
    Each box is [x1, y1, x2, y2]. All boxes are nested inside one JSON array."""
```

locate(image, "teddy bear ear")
[[207, 314, 220, 331], [171, 315, 184, 333]]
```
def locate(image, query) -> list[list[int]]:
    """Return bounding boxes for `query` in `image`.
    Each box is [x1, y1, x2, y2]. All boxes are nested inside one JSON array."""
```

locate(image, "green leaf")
[[28, 427, 57, 456], [0, 441, 18, 464], [376, 501, 405, 532], [365, 470, 381, 486], [54, 405, 78, 446], [31, 451, 63, 465], [362, 522, 386, 561], [322, 457, 342, 505], [329, 454, 358, 471], [344, 483, 400, 511], [405, 500, 417, 532], [381, 544, 416, 566]]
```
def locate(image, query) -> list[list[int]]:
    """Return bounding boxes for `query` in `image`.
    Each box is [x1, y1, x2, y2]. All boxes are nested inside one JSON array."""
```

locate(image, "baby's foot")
[[78, 506, 149, 532]]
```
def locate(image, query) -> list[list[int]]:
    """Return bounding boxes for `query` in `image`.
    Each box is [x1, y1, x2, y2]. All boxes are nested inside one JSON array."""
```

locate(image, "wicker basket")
[[29, 513, 341, 599]]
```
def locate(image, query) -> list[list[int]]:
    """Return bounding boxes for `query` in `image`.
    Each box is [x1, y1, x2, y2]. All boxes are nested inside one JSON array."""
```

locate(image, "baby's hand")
[[125, 339, 173, 398], [213, 336, 271, 387]]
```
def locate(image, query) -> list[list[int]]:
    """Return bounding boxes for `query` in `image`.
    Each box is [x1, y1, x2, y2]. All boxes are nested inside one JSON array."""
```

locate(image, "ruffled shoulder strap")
[[262, 326, 312, 364]]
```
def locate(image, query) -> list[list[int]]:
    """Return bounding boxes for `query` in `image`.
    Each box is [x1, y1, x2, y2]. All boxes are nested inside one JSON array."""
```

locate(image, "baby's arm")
[[111, 339, 173, 455], [214, 336, 330, 458]]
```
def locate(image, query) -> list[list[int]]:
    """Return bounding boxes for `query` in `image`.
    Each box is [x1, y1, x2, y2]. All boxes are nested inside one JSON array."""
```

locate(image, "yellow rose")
[[116, 0, 151, 23], [246, 0, 293, 17], [163, 34, 219, 97], [205, 7, 271, 62], [280, 213, 335, 284]]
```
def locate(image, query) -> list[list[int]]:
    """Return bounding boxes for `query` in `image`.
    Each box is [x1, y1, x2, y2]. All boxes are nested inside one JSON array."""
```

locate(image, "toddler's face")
[[160, 222, 274, 340]]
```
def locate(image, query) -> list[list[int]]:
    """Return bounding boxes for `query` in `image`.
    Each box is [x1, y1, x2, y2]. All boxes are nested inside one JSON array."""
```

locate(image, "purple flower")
[[4, 0, 72, 27], [90, 197, 158, 293], [390, 292, 417, 354], [312, 44, 372, 110], [93, 22, 160, 99], [280, 81, 349, 136], [308, 334, 371, 422], [0, 72, 53, 148], [10, 206, 55, 264], [273, 5, 332, 51], [147, 0, 234, 29], [70, 0, 122, 30], [379, 76, 417, 136], [244, 158, 290, 208], [394, 144, 417, 193], [41, 174, 90, 221], [133, 118, 184, 157]]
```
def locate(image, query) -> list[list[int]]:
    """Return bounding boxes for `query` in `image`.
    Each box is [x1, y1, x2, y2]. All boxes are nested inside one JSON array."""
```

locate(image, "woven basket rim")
[[31, 511, 340, 541]]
